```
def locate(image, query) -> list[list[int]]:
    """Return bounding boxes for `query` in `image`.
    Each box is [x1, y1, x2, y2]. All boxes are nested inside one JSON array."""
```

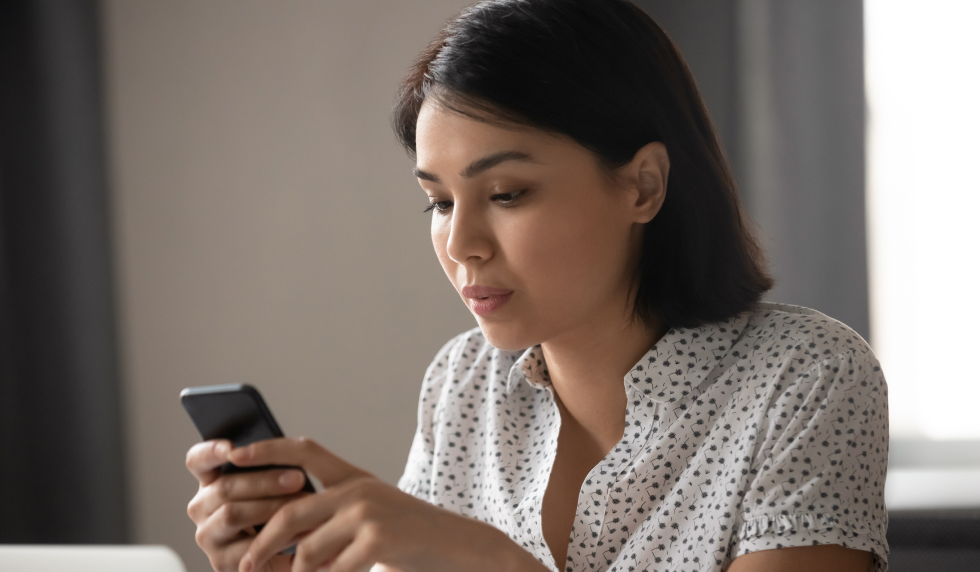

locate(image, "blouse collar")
[[506, 309, 751, 403]]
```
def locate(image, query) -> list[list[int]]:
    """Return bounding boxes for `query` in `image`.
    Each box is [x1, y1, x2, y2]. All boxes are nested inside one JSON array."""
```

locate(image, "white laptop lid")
[[0, 545, 187, 572]]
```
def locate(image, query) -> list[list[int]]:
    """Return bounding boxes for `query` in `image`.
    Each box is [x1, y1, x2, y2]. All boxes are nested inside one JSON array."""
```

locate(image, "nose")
[[445, 201, 494, 266]]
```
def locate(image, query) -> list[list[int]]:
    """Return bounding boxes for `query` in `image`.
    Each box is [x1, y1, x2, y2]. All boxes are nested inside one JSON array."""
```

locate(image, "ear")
[[620, 141, 669, 224]]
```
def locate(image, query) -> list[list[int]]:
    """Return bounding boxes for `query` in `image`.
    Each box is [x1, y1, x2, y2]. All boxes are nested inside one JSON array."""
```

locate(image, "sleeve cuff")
[[732, 512, 889, 572], [396, 475, 428, 502]]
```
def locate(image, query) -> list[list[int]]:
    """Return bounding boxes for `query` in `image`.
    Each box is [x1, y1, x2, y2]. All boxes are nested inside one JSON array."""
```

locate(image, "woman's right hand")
[[185, 440, 310, 572]]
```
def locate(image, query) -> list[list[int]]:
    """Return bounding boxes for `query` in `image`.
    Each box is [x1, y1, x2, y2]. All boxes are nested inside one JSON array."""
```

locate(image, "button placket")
[[567, 384, 660, 572]]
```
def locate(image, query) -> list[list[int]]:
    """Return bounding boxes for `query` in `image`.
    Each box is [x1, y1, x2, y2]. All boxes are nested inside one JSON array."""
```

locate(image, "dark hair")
[[392, 0, 773, 329]]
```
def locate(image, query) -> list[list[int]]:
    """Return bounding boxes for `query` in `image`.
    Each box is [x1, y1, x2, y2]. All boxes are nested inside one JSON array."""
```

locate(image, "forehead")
[[415, 99, 563, 170]]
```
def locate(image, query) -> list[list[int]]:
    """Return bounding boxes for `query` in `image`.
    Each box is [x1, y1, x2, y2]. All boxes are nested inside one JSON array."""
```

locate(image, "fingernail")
[[279, 470, 304, 489], [215, 441, 229, 456], [239, 553, 253, 572]]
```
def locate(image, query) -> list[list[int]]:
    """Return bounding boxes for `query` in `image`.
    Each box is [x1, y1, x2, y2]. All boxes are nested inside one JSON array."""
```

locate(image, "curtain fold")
[[638, 0, 869, 340], [0, 0, 127, 543]]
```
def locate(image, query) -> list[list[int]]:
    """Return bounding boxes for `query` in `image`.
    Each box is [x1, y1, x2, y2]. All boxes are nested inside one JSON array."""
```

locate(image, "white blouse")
[[397, 302, 889, 572]]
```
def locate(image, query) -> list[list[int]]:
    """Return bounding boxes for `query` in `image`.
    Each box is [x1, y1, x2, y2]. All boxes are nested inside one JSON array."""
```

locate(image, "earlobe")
[[630, 142, 669, 224]]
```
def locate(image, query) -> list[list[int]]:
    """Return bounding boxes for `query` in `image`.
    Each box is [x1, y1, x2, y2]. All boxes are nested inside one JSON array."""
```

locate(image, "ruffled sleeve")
[[729, 350, 890, 571]]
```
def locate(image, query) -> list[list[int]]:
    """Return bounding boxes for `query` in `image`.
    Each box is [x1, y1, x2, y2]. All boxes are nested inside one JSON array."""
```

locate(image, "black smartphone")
[[180, 383, 316, 490], [180, 384, 315, 552]]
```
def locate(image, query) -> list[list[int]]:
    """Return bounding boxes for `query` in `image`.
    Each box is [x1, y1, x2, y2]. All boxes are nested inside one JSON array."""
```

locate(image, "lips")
[[461, 285, 513, 299], [461, 285, 514, 316]]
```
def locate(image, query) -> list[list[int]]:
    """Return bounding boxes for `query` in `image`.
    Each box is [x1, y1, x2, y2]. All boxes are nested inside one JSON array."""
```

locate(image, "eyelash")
[[423, 190, 527, 214]]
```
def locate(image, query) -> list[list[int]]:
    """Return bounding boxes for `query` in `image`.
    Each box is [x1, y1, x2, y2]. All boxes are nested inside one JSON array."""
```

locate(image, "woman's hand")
[[231, 437, 547, 572], [185, 439, 311, 572]]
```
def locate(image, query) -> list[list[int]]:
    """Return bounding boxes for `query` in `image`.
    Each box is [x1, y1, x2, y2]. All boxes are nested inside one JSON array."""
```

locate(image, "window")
[[865, 0, 980, 509]]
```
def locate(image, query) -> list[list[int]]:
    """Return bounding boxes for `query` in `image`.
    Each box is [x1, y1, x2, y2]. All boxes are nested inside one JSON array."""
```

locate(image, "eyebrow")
[[413, 150, 536, 183]]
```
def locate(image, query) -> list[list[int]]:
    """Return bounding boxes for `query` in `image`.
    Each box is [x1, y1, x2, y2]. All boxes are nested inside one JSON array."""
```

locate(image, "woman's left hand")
[[231, 437, 545, 572]]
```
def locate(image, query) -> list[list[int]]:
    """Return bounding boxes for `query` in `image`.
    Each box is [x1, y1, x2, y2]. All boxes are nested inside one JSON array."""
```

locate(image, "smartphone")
[[180, 384, 315, 552], [180, 383, 316, 488]]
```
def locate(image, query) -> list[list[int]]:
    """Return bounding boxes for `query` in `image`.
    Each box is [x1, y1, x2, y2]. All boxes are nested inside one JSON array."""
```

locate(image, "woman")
[[185, 1, 889, 571]]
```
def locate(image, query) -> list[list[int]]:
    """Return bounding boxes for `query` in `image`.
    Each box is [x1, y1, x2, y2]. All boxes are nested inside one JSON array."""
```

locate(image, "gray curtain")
[[0, 0, 128, 543], [637, 3, 980, 570], [638, 0, 869, 341]]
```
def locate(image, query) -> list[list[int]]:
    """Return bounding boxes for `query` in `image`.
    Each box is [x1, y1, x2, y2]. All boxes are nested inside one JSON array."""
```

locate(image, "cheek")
[[504, 201, 629, 302]]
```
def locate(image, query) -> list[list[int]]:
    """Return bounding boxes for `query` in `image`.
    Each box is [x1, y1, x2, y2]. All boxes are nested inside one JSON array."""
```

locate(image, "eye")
[[423, 200, 453, 214], [491, 189, 527, 205]]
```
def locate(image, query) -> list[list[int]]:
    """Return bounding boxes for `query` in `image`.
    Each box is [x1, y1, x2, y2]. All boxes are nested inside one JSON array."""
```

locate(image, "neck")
[[540, 306, 666, 453]]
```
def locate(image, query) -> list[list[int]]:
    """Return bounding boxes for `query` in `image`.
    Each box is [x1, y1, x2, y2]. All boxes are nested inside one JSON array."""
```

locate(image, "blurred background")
[[0, 1, 977, 571]]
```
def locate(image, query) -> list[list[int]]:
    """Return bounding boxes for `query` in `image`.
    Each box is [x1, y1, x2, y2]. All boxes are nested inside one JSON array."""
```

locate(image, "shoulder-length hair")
[[392, 0, 773, 329]]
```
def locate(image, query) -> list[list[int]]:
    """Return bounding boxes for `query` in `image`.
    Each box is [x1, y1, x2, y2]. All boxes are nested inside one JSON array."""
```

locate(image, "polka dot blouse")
[[397, 302, 889, 572]]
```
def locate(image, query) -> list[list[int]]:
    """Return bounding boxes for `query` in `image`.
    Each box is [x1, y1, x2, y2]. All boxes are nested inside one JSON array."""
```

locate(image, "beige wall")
[[101, 2, 474, 570]]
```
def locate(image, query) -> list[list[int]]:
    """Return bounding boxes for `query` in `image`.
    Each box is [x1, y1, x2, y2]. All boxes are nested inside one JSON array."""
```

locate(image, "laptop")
[[0, 545, 187, 572]]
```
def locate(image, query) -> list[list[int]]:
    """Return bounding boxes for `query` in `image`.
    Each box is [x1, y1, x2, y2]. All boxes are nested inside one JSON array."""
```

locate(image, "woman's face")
[[414, 99, 666, 351]]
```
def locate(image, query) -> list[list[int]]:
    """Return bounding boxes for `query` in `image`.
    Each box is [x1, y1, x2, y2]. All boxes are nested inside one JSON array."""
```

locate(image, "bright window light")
[[866, 0, 980, 440]]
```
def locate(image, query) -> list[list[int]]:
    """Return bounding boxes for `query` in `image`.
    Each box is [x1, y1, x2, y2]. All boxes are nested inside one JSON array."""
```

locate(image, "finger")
[[244, 492, 344, 571], [317, 526, 380, 572], [186, 440, 233, 484], [200, 535, 253, 572], [228, 437, 365, 487], [201, 497, 303, 547], [287, 508, 366, 572], [194, 469, 310, 518]]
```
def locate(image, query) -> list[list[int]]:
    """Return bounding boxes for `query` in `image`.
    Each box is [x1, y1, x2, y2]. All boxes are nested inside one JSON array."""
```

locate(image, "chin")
[[476, 319, 541, 352]]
